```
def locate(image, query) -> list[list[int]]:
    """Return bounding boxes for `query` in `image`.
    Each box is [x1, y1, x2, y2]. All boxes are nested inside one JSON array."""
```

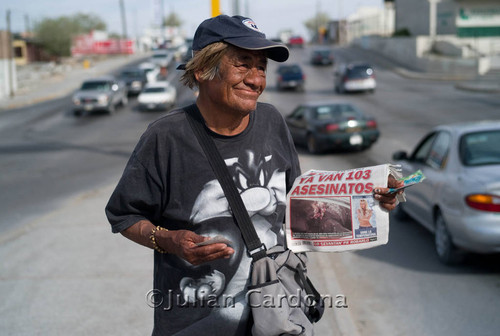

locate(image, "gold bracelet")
[[150, 226, 168, 254]]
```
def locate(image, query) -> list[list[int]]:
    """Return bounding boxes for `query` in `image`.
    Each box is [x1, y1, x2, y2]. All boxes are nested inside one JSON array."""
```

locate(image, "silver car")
[[334, 63, 376, 94], [392, 121, 500, 264], [72, 76, 128, 116]]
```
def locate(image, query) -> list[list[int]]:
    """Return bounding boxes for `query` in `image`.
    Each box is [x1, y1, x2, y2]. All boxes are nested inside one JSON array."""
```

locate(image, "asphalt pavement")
[[0, 50, 499, 336]]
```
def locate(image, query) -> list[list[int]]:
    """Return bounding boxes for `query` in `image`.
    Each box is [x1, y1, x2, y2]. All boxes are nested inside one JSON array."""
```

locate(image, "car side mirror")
[[392, 151, 408, 161]]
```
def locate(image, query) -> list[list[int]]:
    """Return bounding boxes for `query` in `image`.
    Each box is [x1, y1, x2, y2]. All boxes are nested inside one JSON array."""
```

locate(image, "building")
[[13, 38, 50, 66], [395, 0, 500, 38], [71, 31, 135, 57], [353, 0, 500, 75], [328, 2, 395, 45]]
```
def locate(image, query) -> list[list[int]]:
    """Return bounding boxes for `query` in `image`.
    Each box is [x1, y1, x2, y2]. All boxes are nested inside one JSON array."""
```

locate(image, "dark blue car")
[[276, 64, 305, 92]]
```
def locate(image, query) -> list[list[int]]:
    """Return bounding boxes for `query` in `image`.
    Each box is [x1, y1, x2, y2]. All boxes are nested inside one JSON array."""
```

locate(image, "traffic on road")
[[1, 44, 499, 336]]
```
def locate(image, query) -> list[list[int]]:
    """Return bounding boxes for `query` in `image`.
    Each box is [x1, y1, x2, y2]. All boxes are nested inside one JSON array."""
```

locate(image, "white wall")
[[354, 36, 481, 75]]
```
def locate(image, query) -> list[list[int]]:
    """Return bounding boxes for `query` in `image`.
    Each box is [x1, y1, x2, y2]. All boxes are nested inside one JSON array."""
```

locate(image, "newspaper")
[[285, 164, 405, 253]]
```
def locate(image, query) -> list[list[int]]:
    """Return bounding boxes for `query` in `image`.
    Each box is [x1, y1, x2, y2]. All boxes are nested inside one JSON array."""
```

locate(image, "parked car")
[[276, 64, 306, 91], [334, 63, 376, 94], [137, 82, 177, 111], [285, 101, 379, 153], [72, 76, 128, 115], [310, 48, 334, 65], [392, 121, 500, 264], [117, 67, 148, 95], [288, 35, 304, 48]]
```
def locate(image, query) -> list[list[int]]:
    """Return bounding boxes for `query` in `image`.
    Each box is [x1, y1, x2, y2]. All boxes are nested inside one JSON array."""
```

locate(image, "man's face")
[[201, 46, 267, 115]]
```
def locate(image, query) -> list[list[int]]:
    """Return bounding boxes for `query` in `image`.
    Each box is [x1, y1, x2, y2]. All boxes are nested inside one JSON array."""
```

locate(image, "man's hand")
[[160, 230, 235, 266], [373, 175, 404, 211]]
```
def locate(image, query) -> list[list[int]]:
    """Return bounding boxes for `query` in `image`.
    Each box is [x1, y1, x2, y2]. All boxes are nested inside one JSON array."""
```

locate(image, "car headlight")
[[131, 81, 142, 88], [98, 95, 108, 105], [73, 97, 81, 105]]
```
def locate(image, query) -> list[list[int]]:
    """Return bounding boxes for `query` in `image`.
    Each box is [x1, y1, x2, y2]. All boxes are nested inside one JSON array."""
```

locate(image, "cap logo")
[[242, 19, 261, 32]]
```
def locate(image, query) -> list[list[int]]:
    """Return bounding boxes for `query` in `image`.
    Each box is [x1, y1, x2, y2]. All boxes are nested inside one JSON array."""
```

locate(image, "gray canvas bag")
[[248, 245, 323, 336], [185, 104, 324, 336]]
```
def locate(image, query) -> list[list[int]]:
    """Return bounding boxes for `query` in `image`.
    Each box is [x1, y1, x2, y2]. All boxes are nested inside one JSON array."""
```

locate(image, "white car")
[[150, 51, 174, 68], [334, 63, 376, 94], [393, 121, 500, 264], [138, 62, 160, 83], [137, 82, 177, 111]]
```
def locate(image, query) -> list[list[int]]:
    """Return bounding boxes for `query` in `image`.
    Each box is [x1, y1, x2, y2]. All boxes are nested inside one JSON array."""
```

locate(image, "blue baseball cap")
[[177, 15, 289, 69]]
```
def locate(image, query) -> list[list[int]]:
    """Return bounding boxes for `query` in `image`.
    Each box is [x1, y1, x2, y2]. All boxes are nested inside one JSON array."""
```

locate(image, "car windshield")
[[313, 104, 362, 120], [143, 87, 166, 93], [460, 130, 500, 166], [314, 50, 331, 56], [347, 66, 373, 78], [153, 54, 168, 59], [120, 70, 142, 77], [80, 81, 110, 91], [279, 65, 302, 74]]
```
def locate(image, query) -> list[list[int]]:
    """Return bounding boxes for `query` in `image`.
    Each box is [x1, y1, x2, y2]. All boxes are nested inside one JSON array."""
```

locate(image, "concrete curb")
[[454, 82, 500, 93], [393, 67, 475, 82]]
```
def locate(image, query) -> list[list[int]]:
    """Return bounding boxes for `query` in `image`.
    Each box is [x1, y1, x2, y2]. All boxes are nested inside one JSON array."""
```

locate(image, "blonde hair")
[[180, 42, 230, 89]]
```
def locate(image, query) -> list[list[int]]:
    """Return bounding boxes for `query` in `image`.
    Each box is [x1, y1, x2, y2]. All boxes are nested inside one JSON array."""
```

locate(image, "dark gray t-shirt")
[[106, 102, 301, 335]]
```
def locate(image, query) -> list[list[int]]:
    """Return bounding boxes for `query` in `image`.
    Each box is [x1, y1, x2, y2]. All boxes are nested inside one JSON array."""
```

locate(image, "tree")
[[163, 12, 182, 27], [33, 13, 106, 58], [304, 12, 331, 41]]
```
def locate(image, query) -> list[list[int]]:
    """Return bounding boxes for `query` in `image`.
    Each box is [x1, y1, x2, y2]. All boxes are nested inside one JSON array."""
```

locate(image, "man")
[[106, 15, 401, 335]]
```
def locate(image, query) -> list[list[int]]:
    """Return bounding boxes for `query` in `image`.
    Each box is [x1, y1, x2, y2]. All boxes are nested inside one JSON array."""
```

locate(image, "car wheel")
[[73, 110, 82, 117], [307, 134, 320, 154], [434, 212, 465, 265]]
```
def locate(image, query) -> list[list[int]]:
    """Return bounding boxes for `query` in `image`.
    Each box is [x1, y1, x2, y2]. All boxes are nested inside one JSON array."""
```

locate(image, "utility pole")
[[119, 0, 128, 54], [6, 9, 14, 97], [160, 0, 165, 29], [24, 14, 30, 35], [233, 0, 240, 16], [244, 0, 249, 17]]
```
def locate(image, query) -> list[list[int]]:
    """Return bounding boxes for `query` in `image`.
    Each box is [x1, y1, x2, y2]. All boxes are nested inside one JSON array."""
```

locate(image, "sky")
[[1, 0, 384, 39]]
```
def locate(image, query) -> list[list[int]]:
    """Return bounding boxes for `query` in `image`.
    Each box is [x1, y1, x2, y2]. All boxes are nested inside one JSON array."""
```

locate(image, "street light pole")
[[6, 9, 14, 97], [428, 0, 441, 39], [119, 0, 128, 54]]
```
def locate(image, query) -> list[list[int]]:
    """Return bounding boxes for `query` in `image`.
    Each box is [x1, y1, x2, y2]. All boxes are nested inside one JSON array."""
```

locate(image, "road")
[[1, 46, 499, 335]]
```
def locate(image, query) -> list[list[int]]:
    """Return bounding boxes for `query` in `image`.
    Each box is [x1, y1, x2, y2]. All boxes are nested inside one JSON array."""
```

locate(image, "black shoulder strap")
[[184, 104, 267, 261]]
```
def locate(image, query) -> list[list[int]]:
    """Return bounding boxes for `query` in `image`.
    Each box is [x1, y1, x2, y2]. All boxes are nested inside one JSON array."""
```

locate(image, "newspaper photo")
[[285, 164, 405, 253]]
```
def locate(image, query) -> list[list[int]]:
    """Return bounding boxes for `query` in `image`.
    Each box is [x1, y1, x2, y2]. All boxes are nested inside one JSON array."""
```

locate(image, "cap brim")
[[224, 36, 289, 62], [176, 63, 186, 70]]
